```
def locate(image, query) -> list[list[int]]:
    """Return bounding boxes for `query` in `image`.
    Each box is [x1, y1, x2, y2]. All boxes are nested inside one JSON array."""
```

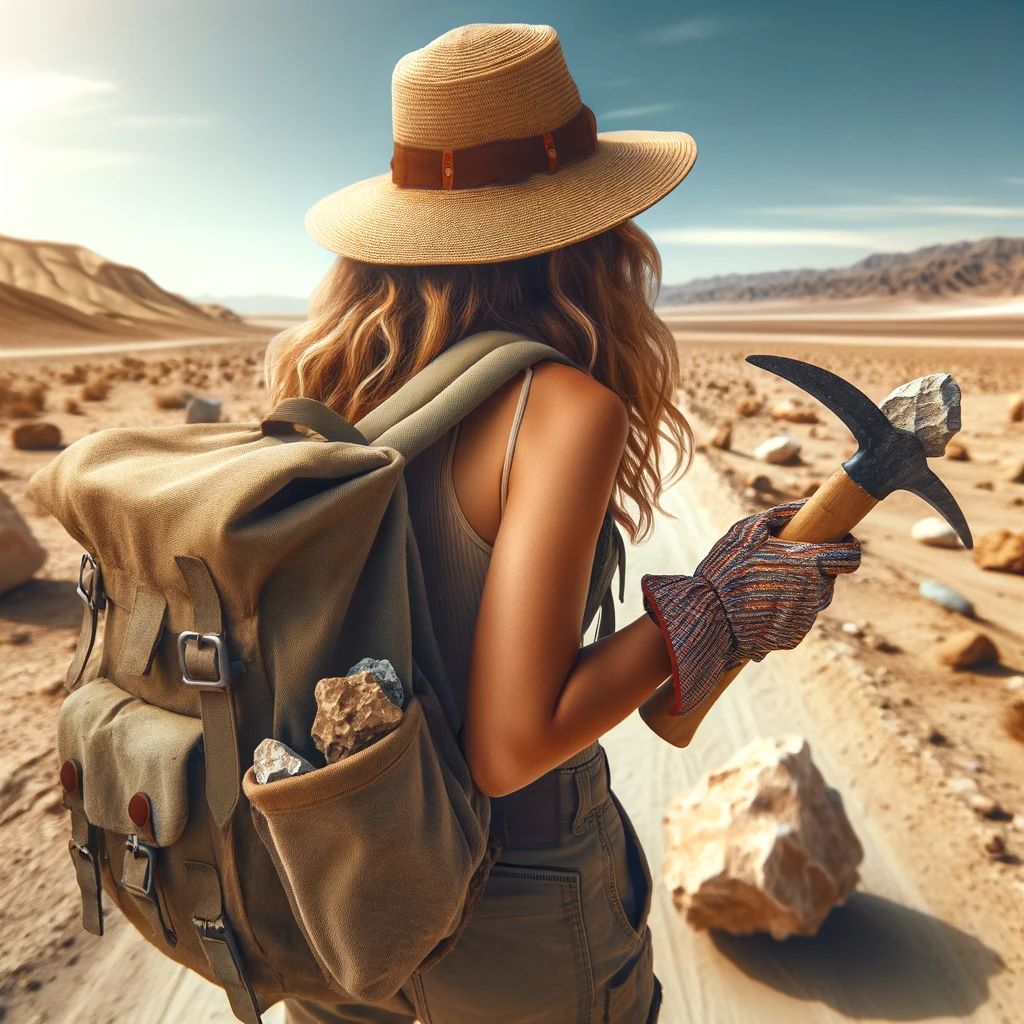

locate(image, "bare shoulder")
[[524, 360, 629, 446]]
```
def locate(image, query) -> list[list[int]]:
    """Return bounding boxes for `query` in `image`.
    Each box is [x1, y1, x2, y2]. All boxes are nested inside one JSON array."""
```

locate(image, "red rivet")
[[128, 792, 151, 829], [60, 760, 79, 794]]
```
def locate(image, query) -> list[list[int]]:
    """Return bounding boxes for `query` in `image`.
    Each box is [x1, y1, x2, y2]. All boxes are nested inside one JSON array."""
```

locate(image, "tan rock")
[[1006, 461, 1024, 485], [972, 529, 1024, 574], [11, 422, 61, 450], [936, 629, 999, 669], [154, 388, 193, 410], [770, 398, 819, 424], [80, 376, 109, 402], [0, 489, 47, 594], [879, 373, 961, 457], [735, 396, 763, 417], [709, 421, 732, 451], [754, 434, 801, 465], [911, 516, 961, 549], [312, 670, 404, 763], [944, 439, 969, 461], [1005, 696, 1024, 744], [1010, 394, 1024, 423], [662, 735, 863, 939]]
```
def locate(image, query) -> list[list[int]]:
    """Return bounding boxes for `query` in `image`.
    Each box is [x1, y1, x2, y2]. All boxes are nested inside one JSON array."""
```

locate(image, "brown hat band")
[[391, 104, 598, 191]]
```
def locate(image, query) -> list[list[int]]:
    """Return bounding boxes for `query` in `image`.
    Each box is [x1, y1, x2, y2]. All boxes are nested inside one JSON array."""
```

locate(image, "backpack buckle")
[[177, 631, 231, 689], [76, 553, 106, 611]]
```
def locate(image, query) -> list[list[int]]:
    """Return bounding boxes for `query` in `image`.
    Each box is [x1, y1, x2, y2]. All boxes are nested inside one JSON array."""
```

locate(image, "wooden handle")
[[638, 466, 878, 747]]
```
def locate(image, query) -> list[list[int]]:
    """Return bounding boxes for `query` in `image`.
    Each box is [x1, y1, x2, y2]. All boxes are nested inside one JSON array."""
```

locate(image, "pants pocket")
[[596, 789, 654, 946], [413, 861, 595, 1024], [603, 925, 657, 1024]]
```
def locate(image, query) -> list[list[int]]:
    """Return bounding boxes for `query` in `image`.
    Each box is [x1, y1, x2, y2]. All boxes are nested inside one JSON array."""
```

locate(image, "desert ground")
[[0, 305, 1021, 1023]]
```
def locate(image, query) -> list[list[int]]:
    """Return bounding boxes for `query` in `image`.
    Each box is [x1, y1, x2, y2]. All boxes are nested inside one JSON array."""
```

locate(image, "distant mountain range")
[[190, 294, 308, 315], [658, 236, 1024, 306], [0, 234, 251, 345]]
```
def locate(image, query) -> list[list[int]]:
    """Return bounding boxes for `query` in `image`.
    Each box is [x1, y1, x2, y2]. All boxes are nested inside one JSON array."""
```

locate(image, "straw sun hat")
[[305, 22, 697, 264]]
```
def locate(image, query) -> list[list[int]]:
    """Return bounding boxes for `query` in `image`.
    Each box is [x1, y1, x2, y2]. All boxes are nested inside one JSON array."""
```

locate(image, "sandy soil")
[[0, 311, 1021, 1022]]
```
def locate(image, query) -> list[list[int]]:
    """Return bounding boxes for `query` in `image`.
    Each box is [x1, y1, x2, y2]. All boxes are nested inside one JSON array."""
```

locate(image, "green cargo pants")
[[283, 743, 661, 1024]]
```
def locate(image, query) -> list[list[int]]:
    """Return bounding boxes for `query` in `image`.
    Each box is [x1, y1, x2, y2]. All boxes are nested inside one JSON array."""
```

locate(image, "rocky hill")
[[658, 236, 1024, 306], [0, 234, 248, 344]]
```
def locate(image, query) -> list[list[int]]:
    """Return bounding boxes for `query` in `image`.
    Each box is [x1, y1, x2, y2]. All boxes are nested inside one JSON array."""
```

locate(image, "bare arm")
[[462, 361, 673, 797]]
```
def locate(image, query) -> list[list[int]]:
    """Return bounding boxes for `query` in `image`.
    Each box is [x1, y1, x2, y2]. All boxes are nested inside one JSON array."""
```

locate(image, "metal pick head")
[[745, 354, 973, 549]]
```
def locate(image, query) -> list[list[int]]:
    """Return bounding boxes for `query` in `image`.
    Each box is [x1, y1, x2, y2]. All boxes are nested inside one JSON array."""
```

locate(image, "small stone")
[[253, 739, 314, 784], [770, 398, 819, 424], [754, 435, 801, 465], [345, 656, 405, 708], [1006, 696, 1024, 743], [1005, 461, 1024, 485], [936, 630, 999, 669], [154, 388, 192, 410], [63, 398, 82, 415], [944, 439, 970, 461], [80, 377, 109, 402], [745, 473, 773, 493], [911, 517, 961, 549], [1005, 675, 1024, 693], [968, 793, 998, 816], [1011, 814, 1024, 833], [948, 776, 978, 795], [925, 726, 948, 746], [841, 622, 863, 638], [312, 665, 404, 764], [1009, 394, 1024, 423], [919, 579, 975, 617], [972, 529, 1024, 574], [709, 422, 732, 450], [736, 396, 763, 417], [984, 834, 1006, 857], [879, 373, 961, 457], [11, 422, 61, 450], [974, 480, 995, 491], [185, 396, 223, 423]]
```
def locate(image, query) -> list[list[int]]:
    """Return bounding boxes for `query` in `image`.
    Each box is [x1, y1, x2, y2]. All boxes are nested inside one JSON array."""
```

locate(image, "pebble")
[[1006, 676, 1024, 693], [911, 517, 962, 549], [753, 435, 801, 465], [186, 396, 224, 424], [841, 622, 863, 637], [919, 579, 975, 618], [948, 776, 978, 795], [709, 422, 732, 450], [935, 629, 999, 669]]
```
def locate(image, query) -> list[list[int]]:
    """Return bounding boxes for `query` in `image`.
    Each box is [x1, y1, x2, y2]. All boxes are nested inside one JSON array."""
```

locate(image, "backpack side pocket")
[[243, 691, 478, 1002]]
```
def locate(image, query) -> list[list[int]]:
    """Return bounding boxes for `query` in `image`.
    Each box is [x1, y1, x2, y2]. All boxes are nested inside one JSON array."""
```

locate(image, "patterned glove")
[[640, 500, 861, 716]]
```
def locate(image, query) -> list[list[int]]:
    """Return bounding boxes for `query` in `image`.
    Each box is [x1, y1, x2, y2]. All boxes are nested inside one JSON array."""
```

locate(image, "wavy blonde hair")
[[265, 219, 691, 542]]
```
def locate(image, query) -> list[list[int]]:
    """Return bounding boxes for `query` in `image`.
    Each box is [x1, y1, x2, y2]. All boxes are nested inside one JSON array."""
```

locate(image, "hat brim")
[[304, 130, 697, 264]]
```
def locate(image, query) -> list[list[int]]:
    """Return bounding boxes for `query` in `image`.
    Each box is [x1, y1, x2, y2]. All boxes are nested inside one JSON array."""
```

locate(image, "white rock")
[[753, 435, 801, 465], [911, 517, 962, 549], [0, 489, 47, 595], [662, 735, 863, 939], [186, 396, 223, 423], [1006, 675, 1024, 693], [841, 622, 863, 637]]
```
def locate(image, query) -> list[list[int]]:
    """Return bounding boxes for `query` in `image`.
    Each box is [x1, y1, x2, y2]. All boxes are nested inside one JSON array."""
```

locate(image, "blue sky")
[[1, 0, 1021, 299]]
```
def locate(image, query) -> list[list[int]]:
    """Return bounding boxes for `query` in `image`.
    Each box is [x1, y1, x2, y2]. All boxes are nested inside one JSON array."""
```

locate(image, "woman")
[[266, 22, 860, 1024]]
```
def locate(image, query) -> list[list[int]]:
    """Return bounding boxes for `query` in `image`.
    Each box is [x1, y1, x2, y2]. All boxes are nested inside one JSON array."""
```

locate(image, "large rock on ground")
[[662, 735, 863, 939], [11, 422, 62, 450], [936, 629, 999, 669], [754, 435, 801, 465], [0, 488, 47, 594], [973, 529, 1024, 574]]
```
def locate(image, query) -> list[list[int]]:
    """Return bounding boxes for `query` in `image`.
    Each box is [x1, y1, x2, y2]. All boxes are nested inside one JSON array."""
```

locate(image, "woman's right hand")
[[640, 500, 861, 716]]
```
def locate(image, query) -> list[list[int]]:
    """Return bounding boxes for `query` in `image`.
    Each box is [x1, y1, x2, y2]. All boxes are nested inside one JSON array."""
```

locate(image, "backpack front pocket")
[[242, 691, 480, 1003]]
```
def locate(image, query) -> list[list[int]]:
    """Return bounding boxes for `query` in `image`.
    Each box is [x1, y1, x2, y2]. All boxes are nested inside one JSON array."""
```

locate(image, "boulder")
[[754, 435, 801, 465], [919, 579, 975, 617], [911, 516, 961, 549], [972, 529, 1024, 574], [186, 396, 224, 424], [11, 422, 62, 451], [0, 489, 47, 594], [936, 629, 999, 669], [662, 735, 863, 939]]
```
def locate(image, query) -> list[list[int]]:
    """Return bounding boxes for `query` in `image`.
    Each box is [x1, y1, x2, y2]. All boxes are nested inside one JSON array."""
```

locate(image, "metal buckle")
[[122, 834, 156, 897], [70, 838, 94, 863], [177, 631, 231, 689], [75, 553, 106, 611]]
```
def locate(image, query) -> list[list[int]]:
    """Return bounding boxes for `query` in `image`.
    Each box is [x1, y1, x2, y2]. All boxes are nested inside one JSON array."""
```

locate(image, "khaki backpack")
[[27, 330, 627, 1022]]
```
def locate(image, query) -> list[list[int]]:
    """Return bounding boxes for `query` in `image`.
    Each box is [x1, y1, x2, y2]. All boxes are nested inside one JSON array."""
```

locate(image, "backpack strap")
[[354, 330, 579, 462]]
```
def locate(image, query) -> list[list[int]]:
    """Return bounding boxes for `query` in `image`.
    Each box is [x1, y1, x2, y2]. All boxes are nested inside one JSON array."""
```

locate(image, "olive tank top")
[[404, 367, 602, 771]]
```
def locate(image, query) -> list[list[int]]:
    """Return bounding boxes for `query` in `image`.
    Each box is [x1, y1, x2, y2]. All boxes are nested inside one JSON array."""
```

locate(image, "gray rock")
[[346, 656, 405, 708], [879, 373, 961, 457], [253, 739, 314, 784], [186, 396, 223, 423], [920, 579, 975, 618]]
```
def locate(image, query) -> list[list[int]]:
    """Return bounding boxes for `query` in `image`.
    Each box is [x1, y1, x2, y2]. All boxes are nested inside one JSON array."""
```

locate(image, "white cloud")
[[639, 17, 724, 43], [650, 228, 887, 247], [754, 202, 1024, 219], [0, 71, 117, 127], [599, 101, 679, 122]]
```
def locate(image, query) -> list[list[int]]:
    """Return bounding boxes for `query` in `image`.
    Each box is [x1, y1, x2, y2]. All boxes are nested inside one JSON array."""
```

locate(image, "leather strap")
[[117, 583, 167, 677], [260, 397, 368, 445], [67, 554, 105, 691], [64, 768, 104, 935], [121, 836, 176, 944], [186, 861, 262, 1024], [174, 555, 241, 828], [391, 104, 598, 190]]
